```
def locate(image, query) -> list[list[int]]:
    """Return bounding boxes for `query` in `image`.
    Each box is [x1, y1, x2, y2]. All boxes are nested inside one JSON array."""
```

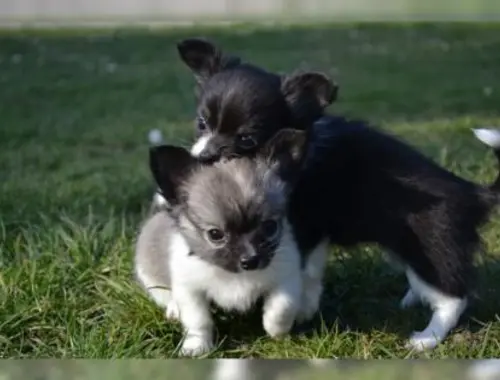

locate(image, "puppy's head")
[[177, 38, 337, 162], [150, 129, 307, 272]]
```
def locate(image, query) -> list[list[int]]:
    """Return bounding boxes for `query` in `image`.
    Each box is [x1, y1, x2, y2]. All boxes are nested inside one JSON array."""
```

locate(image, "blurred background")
[[1, 0, 500, 27]]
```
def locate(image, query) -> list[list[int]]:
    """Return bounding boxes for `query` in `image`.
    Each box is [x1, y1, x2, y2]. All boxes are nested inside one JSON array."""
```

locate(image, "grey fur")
[[134, 211, 175, 292]]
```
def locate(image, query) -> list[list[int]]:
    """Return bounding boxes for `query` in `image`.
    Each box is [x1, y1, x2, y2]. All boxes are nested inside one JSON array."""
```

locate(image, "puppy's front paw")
[[263, 311, 294, 338], [165, 300, 180, 320], [405, 331, 440, 351], [180, 334, 214, 356]]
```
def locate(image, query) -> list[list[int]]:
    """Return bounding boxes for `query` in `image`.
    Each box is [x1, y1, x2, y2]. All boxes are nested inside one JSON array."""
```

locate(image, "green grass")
[[1, 23, 500, 360]]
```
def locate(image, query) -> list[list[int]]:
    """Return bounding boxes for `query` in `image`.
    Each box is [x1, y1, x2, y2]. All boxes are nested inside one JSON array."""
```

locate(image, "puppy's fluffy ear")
[[259, 129, 308, 183], [149, 145, 198, 205], [281, 71, 338, 125], [177, 38, 241, 84]]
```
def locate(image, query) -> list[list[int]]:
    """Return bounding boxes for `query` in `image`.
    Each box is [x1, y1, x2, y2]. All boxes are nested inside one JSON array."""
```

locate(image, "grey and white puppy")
[[135, 129, 310, 356]]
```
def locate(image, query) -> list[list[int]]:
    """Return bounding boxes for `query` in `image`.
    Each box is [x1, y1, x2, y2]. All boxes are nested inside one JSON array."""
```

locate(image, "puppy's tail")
[[473, 128, 500, 193], [148, 129, 164, 146]]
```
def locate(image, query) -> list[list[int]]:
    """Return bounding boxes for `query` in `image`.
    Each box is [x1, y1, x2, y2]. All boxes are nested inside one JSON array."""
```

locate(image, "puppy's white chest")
[[204, 272, 268, 312]]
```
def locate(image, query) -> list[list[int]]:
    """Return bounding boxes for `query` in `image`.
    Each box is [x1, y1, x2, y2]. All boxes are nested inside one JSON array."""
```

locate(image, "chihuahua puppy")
[[286, 120, 500, 351], [135, 129, 309, 356]]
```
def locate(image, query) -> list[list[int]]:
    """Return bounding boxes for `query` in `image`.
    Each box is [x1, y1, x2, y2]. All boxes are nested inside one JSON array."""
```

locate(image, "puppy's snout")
[[239, 255, 261, 271], [198, 146, 221, 163]]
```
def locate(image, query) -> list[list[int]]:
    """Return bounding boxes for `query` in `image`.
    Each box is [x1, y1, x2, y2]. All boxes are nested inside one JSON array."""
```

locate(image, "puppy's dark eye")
[[197, 116, 208, 131], [207, 228, 225, 243], [236, 134, 257, 150], [261, 220, 279, 239]]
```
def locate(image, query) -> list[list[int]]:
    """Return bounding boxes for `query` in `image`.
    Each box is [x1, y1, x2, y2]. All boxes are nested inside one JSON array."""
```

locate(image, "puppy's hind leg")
[[404, 269, 467, 351]]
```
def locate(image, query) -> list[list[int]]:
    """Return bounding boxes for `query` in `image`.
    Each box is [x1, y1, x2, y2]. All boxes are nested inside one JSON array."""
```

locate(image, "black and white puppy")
[[135, 129, 310, 356], [286, 120, 500, 351], [151, 38, 337, 210]]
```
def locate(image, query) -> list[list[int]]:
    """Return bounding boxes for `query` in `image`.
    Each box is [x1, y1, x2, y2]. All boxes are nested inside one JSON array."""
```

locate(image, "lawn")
[[1, 22, 500, 361]]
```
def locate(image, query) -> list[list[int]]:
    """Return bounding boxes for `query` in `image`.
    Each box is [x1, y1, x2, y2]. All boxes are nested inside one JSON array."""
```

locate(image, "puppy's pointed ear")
[[177, 38, 241, 84], [149, 145, 198, 205], [259, 129, 308, 183], [281, 71, 338, 125]]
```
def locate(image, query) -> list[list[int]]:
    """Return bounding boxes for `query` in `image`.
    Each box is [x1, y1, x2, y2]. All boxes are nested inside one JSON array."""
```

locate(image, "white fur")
[[135, 264, 172, 309], [168, 220, 302, 356], [404, 268, 467, 351], [152, 192, 167, 208], [468, 360, 500, 380], [296, 240, 328, 323], [134, 256, 179, 321], [473, 128, 500, 148], [190, 134, 212, 157]]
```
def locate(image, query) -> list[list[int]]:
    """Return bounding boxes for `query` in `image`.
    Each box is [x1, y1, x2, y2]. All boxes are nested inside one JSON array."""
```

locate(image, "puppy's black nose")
[[240, 255, 260, 271]]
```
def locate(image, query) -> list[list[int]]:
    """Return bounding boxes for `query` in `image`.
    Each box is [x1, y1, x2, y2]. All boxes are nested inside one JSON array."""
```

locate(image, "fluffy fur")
[[135, 129, 310, 356]]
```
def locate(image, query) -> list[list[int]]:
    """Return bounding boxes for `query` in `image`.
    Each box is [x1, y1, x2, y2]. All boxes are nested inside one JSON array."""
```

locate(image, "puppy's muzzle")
[[239, 254, 261, 271], [198, 145, 221, 163]]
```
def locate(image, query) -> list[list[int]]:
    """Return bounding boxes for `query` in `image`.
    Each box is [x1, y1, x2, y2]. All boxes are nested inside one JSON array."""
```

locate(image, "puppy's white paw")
[[405, 331, 440, 351], [263, 311, 294, 338], [399, 289, 419, 309], [165, 300, 180, 320], [180, 334, 213, 356]]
